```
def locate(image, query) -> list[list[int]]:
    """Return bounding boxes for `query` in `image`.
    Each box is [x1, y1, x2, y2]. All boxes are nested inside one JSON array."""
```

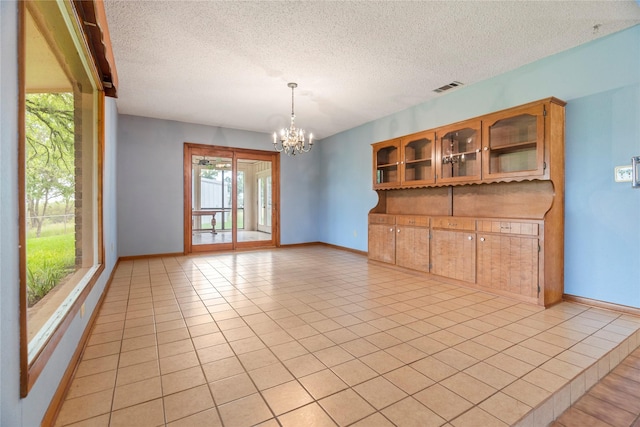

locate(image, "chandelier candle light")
[[273, 82, 313, 156]]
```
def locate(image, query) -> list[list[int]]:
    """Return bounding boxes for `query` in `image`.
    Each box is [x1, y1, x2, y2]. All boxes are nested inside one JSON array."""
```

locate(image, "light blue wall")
[[0, 1, 120, 420], [116, 115, 321, 256], [565, 86, 640, 305], [319, 25, 640, 308], [318, 125, 378, 251]]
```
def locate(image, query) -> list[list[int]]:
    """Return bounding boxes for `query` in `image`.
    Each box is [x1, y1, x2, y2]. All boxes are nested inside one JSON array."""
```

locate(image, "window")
[[20, 1, 104, 395]]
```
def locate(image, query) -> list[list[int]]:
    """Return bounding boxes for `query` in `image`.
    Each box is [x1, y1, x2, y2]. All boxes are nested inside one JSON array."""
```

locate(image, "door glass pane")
[[237, 171, 244, 230], [191, 155, 232, 245], [258, 177, 265, 226], [238, 159, 272, 242], [266, 176, 272, 227]]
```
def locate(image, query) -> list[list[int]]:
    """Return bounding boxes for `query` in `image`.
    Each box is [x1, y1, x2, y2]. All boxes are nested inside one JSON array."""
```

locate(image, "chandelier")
[[273, 82, 313, 156]]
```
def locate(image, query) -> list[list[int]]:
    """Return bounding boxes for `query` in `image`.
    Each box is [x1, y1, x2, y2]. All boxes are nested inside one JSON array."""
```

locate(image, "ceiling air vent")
[[433, 81, 464, 93]]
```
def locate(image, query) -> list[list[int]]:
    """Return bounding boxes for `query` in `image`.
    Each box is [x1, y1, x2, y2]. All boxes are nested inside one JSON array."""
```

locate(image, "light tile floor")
[[54, 246, 640, 427], [192, 230, 272, 245]]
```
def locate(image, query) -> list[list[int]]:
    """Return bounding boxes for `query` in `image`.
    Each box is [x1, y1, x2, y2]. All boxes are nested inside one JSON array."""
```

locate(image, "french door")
[[257, 172, 272, 234], [184, 143, 279, 253]]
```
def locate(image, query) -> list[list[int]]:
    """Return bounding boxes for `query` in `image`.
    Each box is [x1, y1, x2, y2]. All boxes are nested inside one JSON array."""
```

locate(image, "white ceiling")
[[104, 1, 640, 140]]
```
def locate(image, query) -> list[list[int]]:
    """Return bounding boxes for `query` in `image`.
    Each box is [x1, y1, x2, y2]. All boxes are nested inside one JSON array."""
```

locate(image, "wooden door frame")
[[183, 143, 280, 254]]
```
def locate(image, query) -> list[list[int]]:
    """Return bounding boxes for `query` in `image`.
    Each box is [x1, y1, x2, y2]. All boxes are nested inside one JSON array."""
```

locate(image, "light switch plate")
[[615, 165, 632, 182]]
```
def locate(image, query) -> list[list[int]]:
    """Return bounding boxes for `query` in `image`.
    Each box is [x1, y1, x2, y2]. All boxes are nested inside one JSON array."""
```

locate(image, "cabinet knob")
[[389, 228, 394, 232], [483, 147, 488, 151], [468, 235, 473, 240], [397, 229, 401, 233], [480, 237, 485, 242]]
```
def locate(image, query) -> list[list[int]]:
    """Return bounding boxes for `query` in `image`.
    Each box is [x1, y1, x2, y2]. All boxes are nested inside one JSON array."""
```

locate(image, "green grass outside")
[[26, 231, 75, 307], [26, 221, 74, 239], [223, 210, 244, 229]]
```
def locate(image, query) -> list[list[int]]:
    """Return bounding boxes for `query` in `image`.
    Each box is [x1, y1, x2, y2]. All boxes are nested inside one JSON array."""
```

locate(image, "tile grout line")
[[54, 248, 640, 427]]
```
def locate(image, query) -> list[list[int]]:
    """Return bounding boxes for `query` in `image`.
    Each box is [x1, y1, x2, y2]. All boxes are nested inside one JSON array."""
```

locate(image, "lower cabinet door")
[[431, 230, 476, 283], [368, 224, 396, 264], [395, 226, 429, 272], [477, 234, 539, 299]]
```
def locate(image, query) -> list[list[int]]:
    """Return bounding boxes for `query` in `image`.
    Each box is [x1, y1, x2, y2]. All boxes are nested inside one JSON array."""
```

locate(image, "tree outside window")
[[25, 92, 76, 307]]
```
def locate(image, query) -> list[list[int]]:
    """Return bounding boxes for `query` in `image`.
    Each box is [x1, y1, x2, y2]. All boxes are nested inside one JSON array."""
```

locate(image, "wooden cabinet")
[[368, 214, 396, 263], [431, 217, 476, 283], [368, 214, 430, 272], [373, 131, 436, 189], [395, 216, 430, 272], [431, 217, 476, 231], [482, 102, 546, 180], [401, 131, 436, 186], [436, 120, 482, 184], [372, 98, 565, 188], [368, 97, 565, 307], [373, 139, 401, 188], [477, 220, 541, 303]]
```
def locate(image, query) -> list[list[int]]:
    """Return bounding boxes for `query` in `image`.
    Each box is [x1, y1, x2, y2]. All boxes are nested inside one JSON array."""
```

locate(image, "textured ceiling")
[[104, 1, 640, 140]]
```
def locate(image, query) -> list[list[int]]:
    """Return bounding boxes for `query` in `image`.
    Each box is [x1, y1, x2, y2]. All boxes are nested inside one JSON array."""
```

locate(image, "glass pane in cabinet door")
[[488, 114, 538, 174], [440, 128, 480, 180], [404, 136, 433, 183], [376, 145, 399, 184]]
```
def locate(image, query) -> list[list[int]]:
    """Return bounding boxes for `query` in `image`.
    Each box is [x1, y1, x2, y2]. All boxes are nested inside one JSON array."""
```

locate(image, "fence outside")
[[26, 214, 75, 234]]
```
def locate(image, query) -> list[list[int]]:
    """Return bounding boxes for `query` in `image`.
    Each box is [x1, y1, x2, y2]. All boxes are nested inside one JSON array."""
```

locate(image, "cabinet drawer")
[[396, 215, 429, 227], [432, 217, 476, 231], [369, 214, 396, 225], [477, 220, 539, 236]]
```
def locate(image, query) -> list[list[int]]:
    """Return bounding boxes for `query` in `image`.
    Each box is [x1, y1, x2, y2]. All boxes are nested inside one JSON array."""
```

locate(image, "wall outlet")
[[615, 165, 632, 182], [353, 230, 357, 237]]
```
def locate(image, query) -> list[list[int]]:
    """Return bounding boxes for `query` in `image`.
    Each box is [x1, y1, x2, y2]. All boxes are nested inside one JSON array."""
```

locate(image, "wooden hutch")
[[369, 97, 566, 307]]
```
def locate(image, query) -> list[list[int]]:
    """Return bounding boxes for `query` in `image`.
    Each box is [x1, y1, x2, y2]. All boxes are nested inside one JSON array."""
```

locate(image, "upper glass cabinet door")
[[482, 103, 545, 179], [437, 120, 482, 183], [401, 131, 435, 185], [373, 138, 401, 188]]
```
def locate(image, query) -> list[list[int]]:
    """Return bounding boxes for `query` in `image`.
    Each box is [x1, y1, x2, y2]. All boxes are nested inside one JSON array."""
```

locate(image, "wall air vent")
[[433, 81, 464, 93]]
